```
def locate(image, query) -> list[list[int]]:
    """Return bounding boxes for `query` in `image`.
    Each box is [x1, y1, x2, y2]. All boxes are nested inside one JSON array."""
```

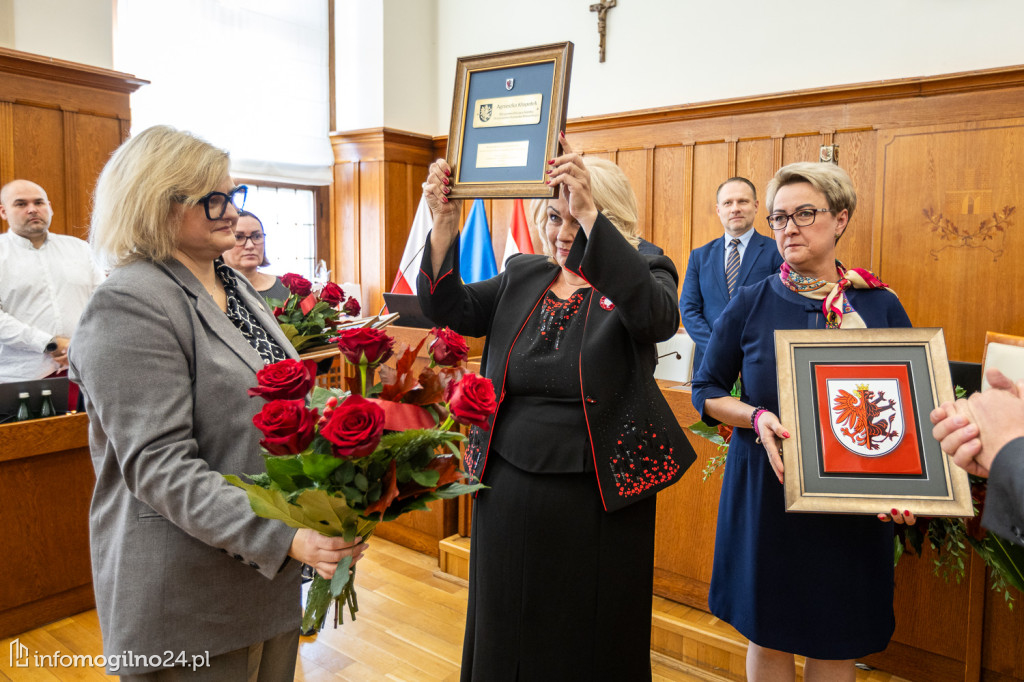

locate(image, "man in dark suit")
[[679, 177, 783, 371]]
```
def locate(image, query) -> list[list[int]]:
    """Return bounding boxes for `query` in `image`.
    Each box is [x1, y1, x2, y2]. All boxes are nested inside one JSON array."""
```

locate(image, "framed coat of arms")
[[775, 327, 973, 517]]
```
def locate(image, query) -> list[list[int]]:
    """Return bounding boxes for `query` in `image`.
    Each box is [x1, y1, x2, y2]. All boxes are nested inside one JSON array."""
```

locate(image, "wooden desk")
[[0, 413, 94, 639]]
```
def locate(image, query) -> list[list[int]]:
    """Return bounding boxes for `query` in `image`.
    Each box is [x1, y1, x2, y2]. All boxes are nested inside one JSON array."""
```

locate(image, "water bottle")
[[39, 389, 56, 418], [15, 392, 32, 421]]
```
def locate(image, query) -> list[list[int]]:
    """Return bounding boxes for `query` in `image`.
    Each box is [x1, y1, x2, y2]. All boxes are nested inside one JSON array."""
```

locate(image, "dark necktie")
[[726, 238, 741, 298]]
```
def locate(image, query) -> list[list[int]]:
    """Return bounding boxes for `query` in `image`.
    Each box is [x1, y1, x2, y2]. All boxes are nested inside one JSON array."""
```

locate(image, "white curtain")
[[114, 0, 333, 185]]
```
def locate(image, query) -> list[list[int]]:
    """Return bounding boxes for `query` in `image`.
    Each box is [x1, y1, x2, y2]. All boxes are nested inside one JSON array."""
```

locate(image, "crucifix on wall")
[[589, 0, 616, 63]]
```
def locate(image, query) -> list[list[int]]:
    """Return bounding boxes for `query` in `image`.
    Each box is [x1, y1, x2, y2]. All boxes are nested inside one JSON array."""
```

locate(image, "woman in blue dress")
[[691, 162, 916, 682]]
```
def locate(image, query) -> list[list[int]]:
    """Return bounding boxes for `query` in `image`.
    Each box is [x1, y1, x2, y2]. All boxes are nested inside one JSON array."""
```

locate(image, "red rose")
[[320, 394, 385, 458], [319, 282, 345, 306], [253, 400, 318, 455], [335, 327, 394, 366], [429, 327, 469, 367], [446, 373, 496, 430], [272, 305, 286, 317], [281, 273, 312, 297], [342, 296, 361, 317], [247, 359, 319, 401]]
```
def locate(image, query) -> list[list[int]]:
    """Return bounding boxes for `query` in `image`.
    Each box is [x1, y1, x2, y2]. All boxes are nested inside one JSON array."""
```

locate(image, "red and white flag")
[[391, 196, 433, 295], [500, 199, 534, 270]]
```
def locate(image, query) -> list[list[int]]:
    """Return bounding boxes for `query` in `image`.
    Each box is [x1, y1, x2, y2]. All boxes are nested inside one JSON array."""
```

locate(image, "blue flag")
[[459, 199, 498, 283]]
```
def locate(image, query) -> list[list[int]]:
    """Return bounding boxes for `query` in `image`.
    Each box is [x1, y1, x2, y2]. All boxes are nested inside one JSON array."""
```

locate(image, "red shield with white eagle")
[[813, 364, 923, 475]]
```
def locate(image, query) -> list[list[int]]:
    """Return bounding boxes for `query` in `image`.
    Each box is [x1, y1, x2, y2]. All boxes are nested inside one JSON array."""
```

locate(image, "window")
[[243, 184, 323, 282]]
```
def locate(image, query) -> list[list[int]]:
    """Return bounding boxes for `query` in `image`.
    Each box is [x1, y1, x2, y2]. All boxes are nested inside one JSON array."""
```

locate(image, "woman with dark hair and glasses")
[[691, 162, 915, 682], [222, 210, 290, 301], [69, 125, 365, 680]]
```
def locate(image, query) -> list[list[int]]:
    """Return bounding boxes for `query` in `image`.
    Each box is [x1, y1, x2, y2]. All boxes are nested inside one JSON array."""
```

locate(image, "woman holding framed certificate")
[[417, 135, 694, 680], [691, 162, 915, 682]]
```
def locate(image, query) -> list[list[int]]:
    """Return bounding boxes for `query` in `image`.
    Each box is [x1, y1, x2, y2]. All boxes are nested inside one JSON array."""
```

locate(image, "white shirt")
[[722, 228, 757, 270], [0, 230, 104, 382]]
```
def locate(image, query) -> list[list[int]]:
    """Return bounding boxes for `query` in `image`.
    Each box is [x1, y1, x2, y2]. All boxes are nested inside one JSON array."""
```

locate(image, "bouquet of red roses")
[[225, 326, 495, 633], [269, 273, 361, 352]]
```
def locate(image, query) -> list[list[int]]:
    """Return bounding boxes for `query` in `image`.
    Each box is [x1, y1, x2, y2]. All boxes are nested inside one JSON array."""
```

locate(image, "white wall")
[[0, 0, 113, 68], [335, 0, 384, 132], [430, 0, 1024, 137]]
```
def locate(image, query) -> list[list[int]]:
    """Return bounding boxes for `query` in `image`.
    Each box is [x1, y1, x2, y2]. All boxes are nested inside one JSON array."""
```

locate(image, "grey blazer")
[[69, 259, 301, 675], [982, 436, 1024, 547]]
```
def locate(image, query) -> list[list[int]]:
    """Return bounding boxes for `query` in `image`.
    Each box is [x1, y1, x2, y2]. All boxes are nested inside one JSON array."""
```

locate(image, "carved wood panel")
[[874, 119, 1024, 362]]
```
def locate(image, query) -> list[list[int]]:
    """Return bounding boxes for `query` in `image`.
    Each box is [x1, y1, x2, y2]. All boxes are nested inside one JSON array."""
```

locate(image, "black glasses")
[[234, 231, 264, 245], [766, 207, 832, 231], [195, 185, 247, 220]]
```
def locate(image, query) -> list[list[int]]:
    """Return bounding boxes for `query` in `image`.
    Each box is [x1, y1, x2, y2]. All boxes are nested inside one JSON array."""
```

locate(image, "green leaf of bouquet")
[[279, 323, 300, 341], [310, 386, 348, 411], [432, 481, 487, 498], [264, 455, 306, 492], [354, 472, 369, 492], [687, 420, 726, 446], [224, 476, 343, 533], [330, 555, 353, 598], [410, 468, 441, 487], [301, 452, 344, 482]]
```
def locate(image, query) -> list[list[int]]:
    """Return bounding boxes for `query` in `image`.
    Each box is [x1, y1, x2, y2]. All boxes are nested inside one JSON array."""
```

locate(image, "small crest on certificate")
[[478, 103, 492, 123], [506, 78, 514, 90], [828, 380, 903, 457]]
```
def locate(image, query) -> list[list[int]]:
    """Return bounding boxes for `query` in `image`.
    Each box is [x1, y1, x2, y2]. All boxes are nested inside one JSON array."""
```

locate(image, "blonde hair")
[[90, 125, 231, 267], [765, 162, 857, 220], [528, 156, 640, 261]]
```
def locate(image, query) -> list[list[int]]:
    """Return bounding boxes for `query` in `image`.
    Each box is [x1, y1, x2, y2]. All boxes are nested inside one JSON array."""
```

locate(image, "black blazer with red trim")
[[417, 213, 696, 512]]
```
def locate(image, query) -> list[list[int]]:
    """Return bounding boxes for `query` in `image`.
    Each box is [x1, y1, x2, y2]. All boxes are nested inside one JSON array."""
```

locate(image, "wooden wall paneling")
[[650, 145, 686, 273], [873, 119, 1024, 362], [690, 142, 730, 253], [779, 132, 822, 168], [652, 387, 722, 610], [61, 109, 78, 238], [11, 104, 65, 234], [0, 101, 13, 190], [359, 161, 384, 314], [734, 136, 777, 243], [831, 128, 877, 271], [615, 148, 649, 239], [725, 139, 737, 177], [333, 161, 359, 287], [861, 542, 975, 681], [68, 113, 122, 238], [982, 574, 1024, 681]]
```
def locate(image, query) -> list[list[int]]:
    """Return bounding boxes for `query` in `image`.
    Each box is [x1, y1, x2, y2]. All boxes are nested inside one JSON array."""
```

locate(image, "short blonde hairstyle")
[[90, 125, 231, 267], [528, 156, 640, 261], [765, 162, 857, 220]]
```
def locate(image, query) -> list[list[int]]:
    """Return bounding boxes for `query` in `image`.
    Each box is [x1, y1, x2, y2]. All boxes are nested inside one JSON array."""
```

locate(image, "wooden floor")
[[1, 538, 910, 681]]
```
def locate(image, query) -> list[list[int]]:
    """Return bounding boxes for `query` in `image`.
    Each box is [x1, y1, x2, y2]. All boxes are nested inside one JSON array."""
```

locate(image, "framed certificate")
[[775, 327, 973, 517], [446, 42, 573, 199]]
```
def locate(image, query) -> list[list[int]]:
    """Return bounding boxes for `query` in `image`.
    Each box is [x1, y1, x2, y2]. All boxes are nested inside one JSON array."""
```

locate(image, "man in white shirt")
[[0, 179, 103, 382]]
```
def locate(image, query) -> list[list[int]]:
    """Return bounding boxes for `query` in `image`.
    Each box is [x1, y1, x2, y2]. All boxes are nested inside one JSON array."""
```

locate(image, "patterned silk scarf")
[[780, 260, 894, 329]]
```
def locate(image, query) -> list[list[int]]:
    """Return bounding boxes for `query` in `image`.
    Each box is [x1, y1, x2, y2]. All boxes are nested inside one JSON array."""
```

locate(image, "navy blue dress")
[[691, 275, 912, 660]]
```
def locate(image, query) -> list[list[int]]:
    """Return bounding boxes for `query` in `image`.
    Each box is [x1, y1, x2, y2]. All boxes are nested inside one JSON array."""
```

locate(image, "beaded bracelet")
[[750, 406, 767, 432]]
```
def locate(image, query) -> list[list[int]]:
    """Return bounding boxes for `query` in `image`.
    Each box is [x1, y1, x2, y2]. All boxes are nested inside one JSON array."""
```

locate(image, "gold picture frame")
[[775, 327, 973, 517], [446, 42, 573, 199]]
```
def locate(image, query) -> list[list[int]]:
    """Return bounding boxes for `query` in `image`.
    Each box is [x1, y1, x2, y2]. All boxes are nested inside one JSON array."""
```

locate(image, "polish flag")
[[391, 196, 433, 295], [500, 199, 534, 270]]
